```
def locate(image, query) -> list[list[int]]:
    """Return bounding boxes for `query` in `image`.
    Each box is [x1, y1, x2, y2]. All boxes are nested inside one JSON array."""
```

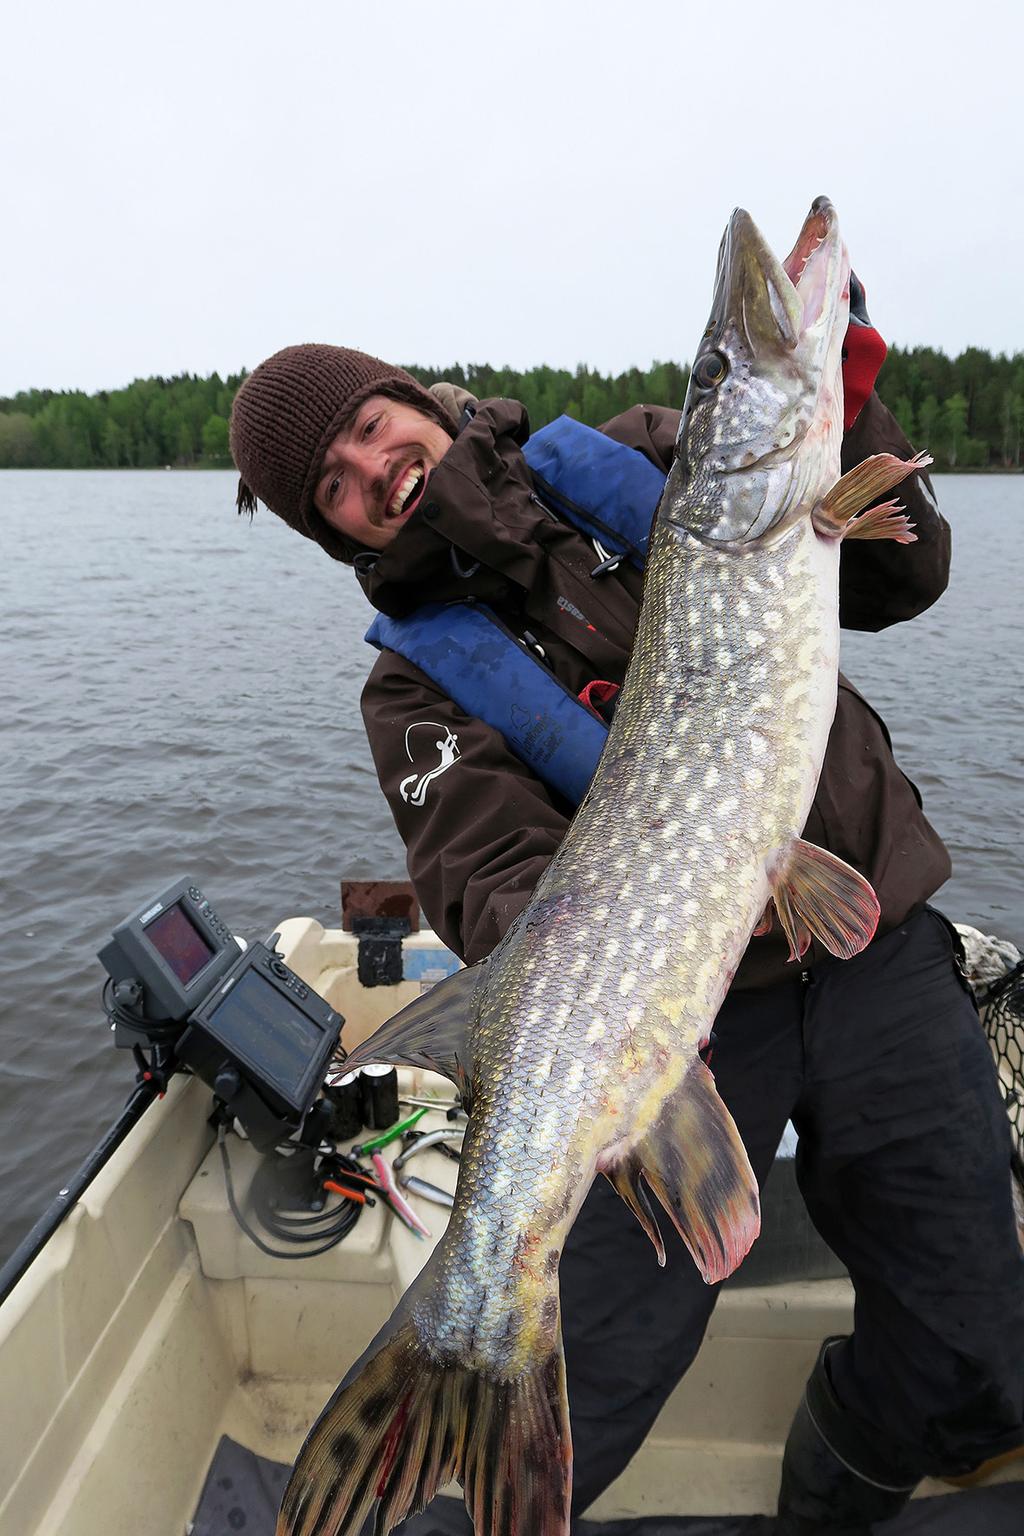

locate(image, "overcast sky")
[[2, 0, 1020, 398]]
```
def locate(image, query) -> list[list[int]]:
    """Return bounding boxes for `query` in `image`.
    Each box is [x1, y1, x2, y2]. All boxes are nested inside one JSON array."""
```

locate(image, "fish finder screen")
[[206, 968, 323, 1101], [145, 903, 215, 986]]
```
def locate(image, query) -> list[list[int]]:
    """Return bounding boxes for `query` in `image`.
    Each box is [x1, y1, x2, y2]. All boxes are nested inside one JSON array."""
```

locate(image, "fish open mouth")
[[781, 196, 845, 330]]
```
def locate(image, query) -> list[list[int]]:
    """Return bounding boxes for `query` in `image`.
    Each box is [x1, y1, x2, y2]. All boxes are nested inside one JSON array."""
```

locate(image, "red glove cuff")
[[842, 323, 887, 430], [842, 273, 887, 430]]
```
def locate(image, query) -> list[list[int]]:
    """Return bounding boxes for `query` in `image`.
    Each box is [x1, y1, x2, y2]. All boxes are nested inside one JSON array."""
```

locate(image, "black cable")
[[218, 1129, 363, 1259]]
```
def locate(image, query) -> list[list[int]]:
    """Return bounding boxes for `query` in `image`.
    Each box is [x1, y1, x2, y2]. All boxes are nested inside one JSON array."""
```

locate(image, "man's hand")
[[842, 272, 888, 430], [430, 381, 478, 428]]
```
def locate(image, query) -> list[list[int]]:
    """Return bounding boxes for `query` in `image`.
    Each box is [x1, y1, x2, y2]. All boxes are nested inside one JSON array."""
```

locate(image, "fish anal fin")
[[604, 1159, 666, 1266], [343, 960, 486, 1102], [812, 450, 932, 537], [770, 836, 880, 962], [631, 1061, 760, 1285]]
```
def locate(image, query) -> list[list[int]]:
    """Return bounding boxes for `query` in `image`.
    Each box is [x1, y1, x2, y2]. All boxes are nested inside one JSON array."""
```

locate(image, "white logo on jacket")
[[399, 721, 461, 807]]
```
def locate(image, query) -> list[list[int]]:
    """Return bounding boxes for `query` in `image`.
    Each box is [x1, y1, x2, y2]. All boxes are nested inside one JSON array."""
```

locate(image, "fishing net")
[[980, 960, 1024, 1172]]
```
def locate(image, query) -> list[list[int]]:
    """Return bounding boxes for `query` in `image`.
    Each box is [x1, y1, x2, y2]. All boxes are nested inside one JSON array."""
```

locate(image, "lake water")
[[2, 469, 1022, 1265]]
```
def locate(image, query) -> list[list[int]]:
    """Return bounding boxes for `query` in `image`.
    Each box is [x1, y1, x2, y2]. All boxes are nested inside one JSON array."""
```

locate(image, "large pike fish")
[[279, 197, 928, 1536]]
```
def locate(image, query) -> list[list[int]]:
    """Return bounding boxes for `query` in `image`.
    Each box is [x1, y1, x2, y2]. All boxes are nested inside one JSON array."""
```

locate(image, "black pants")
[[405, 908, 1024, 1529]]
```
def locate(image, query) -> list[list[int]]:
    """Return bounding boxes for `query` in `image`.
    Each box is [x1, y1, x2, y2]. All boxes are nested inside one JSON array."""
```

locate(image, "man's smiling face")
[[313, 394, 454, 550]]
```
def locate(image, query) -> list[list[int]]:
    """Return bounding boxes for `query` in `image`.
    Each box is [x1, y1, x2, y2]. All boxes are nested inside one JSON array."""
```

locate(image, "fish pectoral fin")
[[632, 1060, 760, 1285], [342, 960, 486, 1103], [812, 450, 932, 538], [604, 1160, 666, 1266], [770, 836, 880, 963]]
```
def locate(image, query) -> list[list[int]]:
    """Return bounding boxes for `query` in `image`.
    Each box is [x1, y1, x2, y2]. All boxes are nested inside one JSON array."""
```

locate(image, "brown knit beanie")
[[229, 344, 457, 562]]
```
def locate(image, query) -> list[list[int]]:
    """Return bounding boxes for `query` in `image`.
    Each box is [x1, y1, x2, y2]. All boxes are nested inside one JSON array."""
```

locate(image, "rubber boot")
[[775, 1339, 918, 1535]]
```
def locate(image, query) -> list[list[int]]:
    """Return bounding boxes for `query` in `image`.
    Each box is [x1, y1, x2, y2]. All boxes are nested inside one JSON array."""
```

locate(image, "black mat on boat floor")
[[190, 1435, 1024, 1535]]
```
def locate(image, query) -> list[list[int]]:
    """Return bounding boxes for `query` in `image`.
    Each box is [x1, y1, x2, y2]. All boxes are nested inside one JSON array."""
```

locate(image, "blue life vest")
[[365, 416, 666, 807]]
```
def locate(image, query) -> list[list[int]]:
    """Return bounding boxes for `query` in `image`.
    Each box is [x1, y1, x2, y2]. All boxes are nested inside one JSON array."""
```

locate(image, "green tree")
[[201, 413, 230, 459], [0, 411, 37, 466], [942, 393, 969, 468]]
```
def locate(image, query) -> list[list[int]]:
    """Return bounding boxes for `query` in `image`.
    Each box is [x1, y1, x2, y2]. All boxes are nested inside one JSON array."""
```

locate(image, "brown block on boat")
[[341, 880, 421, 932]]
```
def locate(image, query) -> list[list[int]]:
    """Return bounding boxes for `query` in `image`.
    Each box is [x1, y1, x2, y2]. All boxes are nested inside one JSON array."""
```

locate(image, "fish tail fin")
[[278, 1284, 572, 1536]]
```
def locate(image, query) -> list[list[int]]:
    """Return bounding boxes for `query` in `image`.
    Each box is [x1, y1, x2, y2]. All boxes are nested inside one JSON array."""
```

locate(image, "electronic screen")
[[205, 967, 325, 1105], [144, 902, 215, 987]]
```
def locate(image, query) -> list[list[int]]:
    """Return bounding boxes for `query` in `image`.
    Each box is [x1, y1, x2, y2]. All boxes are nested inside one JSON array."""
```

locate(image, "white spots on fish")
[[716, 648, 733, 669], [746, 631, 765, 649], [650, 948, 668, 970], [627, 908, 646, 930], [673, 765, 689, 785], [606, 937, 621, 959], [584, 981, 603, 1006], [626, 1003, 644, 1029], [762, 610, 783, 631], [585, 1018, 607, 1043], [564, 1057, 586, 1096], [749, 731, 768, 758], [618, 971, 638, 997], [710, 592, 723, 613], [716, 795, 740, 819], [653, 914, 669, 934], [660, 819, 682, 840], [745, 764, 765, 789], [696, 823, 714, 841], [737, 598, 751, 619], [593, 904, 610, 923], [704, 765, 720, 789], [722, 739, 735, 762]]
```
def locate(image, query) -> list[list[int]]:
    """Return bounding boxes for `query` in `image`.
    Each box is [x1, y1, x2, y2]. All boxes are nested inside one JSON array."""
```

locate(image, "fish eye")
[[693, 351, 729, 390]]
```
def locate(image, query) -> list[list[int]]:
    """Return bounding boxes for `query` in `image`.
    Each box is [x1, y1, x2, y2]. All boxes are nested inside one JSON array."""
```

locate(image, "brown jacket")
[[358, 393, 952, 984]]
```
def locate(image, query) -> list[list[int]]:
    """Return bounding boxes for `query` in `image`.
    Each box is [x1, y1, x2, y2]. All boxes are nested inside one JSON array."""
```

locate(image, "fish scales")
[[278, 198, 928, 1536], [424, 527, 832, 1380]]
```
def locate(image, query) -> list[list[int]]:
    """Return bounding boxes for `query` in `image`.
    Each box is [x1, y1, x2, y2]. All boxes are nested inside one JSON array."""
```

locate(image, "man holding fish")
[[230, 199, 1023, 1534]]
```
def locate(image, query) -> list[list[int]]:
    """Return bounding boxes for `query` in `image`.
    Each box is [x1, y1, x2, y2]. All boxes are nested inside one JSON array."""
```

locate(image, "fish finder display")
[[144, 902, 215, 986], [206, 967, 326, 1104], [100, 878, 344, 1149]]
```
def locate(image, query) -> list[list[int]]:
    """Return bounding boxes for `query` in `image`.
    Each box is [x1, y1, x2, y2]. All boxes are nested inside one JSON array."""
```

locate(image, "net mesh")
[[981, 961, 1024, 1168]]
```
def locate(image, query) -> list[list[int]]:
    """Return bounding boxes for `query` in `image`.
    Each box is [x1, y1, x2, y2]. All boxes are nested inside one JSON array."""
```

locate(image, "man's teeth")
[[388, 467, 423, 517]]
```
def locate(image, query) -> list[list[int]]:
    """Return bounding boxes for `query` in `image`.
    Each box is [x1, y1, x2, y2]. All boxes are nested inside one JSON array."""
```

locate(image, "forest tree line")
[[1, 348, 1022, 471]]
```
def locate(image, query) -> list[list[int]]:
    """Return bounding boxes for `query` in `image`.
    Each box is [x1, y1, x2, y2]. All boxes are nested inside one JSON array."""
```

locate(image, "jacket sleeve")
[[361, 647, 571, 965], [601, 395, 950, 632]]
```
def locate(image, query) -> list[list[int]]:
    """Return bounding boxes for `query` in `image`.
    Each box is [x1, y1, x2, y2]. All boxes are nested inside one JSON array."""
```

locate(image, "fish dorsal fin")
[[342, 960, 487, 1104], [608, 1060, 760, 1284], [769, 836, 880, 963]]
